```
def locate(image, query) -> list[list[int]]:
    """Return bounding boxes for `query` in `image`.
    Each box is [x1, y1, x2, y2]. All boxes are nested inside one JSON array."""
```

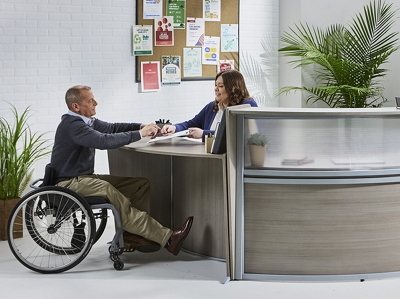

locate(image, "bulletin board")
[[135, 0, 239, 82]]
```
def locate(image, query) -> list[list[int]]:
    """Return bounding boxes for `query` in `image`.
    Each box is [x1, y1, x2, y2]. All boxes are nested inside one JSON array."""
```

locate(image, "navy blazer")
[[174, 98, 258, 141]]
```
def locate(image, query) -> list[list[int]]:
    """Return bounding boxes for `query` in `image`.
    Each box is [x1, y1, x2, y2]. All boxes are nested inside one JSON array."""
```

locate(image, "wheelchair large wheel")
[[7, 186, 96, 274]]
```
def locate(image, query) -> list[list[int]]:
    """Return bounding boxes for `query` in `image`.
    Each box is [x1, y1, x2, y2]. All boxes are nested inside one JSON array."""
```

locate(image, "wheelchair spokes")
[[8, 187, 95, 273]]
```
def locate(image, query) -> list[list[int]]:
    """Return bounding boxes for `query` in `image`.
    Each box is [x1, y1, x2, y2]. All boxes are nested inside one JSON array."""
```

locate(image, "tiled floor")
[[2, 224, 400, 299]]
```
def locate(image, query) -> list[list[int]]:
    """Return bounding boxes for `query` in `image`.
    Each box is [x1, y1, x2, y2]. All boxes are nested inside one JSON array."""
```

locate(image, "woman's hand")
[[187, 127, 203, 139], [160, 124, 176, 135]]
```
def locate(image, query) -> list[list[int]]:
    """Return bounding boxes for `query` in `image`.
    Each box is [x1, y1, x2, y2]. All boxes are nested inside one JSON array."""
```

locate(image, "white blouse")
[[210, 104, 224, 131]]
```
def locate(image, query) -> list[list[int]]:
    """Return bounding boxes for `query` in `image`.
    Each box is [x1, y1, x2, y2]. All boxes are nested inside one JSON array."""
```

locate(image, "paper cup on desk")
[[205, 136, 213, 153]]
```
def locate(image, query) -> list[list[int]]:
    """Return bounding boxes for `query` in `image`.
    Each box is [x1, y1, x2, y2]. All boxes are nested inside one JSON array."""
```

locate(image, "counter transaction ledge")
[[226, 106, 400, 282]]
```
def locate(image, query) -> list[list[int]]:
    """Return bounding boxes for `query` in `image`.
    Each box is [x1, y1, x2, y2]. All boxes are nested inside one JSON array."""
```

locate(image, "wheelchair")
[[7, 164, 126, 273]]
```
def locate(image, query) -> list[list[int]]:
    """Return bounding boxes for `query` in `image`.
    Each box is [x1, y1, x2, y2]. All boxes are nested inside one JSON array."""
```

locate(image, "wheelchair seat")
[[7, 164, 125, 273]]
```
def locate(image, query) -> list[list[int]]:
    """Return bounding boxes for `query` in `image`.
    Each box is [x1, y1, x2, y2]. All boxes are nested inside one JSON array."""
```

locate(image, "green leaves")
[[247, 133, 268, 147], [0, 105, 51, 200], [279, 0, 399, 108]]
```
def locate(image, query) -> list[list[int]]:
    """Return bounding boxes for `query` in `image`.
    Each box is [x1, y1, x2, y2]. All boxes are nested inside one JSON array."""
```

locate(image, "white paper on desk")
[[181, 137, 203, 143], [147, 130, 189, 143]]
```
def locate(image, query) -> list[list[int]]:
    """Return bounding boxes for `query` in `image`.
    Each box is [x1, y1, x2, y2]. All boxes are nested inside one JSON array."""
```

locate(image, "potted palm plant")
[[247, 133, 268, 167], [0, 104, 50, 240], [278, 0, 399, 108]]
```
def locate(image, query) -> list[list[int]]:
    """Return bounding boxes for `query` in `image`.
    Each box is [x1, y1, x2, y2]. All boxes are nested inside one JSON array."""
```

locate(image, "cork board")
[[135, 0, 239, 82]]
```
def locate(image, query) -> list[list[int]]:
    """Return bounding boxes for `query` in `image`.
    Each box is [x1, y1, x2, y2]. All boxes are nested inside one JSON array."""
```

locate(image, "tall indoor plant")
[[0, 104, 50, 240], [278, 0, 399, 108]]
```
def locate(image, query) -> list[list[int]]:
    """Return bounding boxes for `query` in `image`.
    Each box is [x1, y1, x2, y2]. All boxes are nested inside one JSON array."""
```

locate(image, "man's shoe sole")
[[124, 242, 161, 253]]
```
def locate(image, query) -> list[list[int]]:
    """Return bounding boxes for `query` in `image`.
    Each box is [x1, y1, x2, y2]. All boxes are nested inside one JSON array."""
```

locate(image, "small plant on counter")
[[247, 133, 268, 147]]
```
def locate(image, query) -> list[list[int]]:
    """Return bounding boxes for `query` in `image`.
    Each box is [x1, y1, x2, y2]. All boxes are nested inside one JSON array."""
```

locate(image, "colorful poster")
[[221, 24, 239, 52], [154, 16, 174, 46], [183, 48, 202, 77], [141, 61, 161, 92], [203, 0, 221, 21], [186, 18, 205, 46], [143, 0, 163, 19], [218, 60, 234, 72], [166, 0, 186, 29], [202, 36, 220, 65], [161, 55, 181, 85], [133, 25, 153, 56]]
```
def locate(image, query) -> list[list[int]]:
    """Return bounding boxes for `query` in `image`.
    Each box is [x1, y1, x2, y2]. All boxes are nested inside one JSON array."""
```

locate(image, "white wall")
[[279, 0, 400, 108], [0, 0, 279, 182], [4, 0, 399, 185], [278, 0, 301, 107]]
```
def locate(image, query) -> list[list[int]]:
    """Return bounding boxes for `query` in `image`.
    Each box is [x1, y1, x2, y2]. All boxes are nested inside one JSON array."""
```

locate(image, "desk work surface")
[[123, 137, 225, 159]]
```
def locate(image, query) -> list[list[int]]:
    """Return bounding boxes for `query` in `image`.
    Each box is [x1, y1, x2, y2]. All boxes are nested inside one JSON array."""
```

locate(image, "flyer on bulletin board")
[[203, 0, 221, 21], [202, 36, 220, 65], [161, 55, 181, 85], [143, 0, 163, 19], [154, 16, 174, 46], [221, 24, 239, 52], [133, 25, 153, 56], [186, 18, 205, 46], [218, 60, 234, 72], [183, 48, 202, 77], [166, 0, 186, 29], [141, 61, 161, 92]]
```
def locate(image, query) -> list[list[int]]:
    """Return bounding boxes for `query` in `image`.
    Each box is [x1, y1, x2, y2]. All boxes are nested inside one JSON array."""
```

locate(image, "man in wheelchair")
[[50, 85, 193, 256]]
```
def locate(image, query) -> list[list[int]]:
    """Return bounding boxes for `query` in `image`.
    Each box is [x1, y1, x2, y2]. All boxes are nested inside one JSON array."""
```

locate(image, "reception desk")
[[109, 107, 400, 282], [108, 138, 228, 262], [226, 107, 400, 281]]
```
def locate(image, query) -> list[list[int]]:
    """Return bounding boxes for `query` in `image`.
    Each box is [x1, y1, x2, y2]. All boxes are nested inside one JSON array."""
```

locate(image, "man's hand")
[[140, 123, 160, 137]]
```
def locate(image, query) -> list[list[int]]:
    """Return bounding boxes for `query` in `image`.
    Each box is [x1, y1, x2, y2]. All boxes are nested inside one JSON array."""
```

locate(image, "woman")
[[161, 69, 258, 140]]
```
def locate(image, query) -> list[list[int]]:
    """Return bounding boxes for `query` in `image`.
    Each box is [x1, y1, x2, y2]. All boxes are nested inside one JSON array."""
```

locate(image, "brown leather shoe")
[[123, 231, 161, 253], [166, 216, 194, 256]]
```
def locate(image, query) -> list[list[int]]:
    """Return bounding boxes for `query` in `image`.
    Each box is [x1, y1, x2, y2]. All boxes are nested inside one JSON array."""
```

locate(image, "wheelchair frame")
[[7, 167, 126, 273]]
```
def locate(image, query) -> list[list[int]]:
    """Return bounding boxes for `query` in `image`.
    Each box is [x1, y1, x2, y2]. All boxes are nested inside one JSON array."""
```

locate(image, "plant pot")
[[0, 198, 22, 240], [249, 145, 266, 167]]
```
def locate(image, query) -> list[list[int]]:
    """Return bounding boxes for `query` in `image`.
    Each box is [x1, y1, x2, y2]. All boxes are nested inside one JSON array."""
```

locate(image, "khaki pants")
[[57, 174, 172, 246]]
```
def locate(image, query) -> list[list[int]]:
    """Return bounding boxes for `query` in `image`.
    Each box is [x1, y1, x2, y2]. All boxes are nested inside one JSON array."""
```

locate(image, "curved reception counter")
[[226, 107, 400, 281], [108, 138, 228, 262]]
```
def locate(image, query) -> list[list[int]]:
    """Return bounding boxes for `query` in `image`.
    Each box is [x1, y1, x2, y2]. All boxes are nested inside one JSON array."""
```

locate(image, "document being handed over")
[[147, 130, 189, 143]]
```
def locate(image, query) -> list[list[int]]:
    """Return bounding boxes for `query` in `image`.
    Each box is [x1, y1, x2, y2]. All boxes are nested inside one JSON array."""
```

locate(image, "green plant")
[[278, 0, 399, 108], [0, 104, 51, 200], [247, 133, 268, 147]]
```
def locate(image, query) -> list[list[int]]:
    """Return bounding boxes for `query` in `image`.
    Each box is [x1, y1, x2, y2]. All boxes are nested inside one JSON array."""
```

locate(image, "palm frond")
[[278, 0, 398, 108]]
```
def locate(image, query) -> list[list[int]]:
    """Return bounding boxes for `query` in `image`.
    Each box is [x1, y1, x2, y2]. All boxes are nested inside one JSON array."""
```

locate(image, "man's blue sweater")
[[50, 114, 142, 182]]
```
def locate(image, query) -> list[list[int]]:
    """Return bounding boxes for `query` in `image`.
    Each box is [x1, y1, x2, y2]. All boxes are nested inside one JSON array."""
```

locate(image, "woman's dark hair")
[[213, 70, 250, 112]]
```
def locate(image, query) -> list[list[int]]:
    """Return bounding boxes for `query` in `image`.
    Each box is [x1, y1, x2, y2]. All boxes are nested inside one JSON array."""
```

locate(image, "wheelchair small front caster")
[[114, 260, 124, 270]]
